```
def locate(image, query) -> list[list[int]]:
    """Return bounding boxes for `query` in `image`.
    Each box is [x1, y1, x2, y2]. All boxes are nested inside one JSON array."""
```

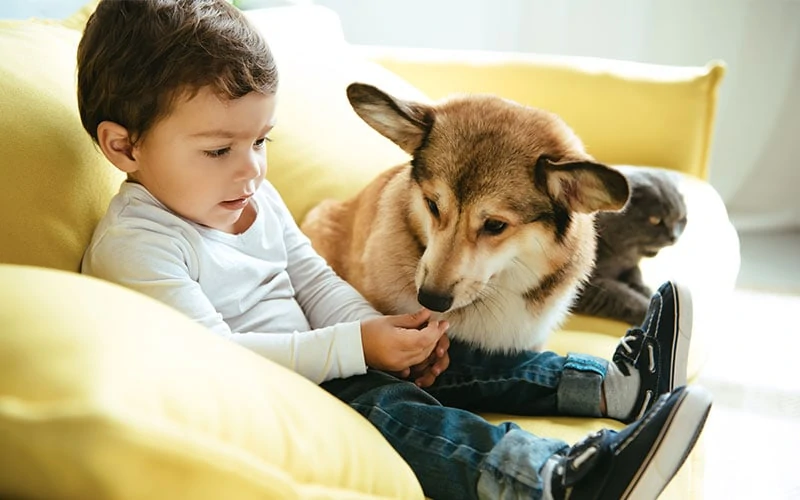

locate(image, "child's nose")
[[236, 151, 263, 180]]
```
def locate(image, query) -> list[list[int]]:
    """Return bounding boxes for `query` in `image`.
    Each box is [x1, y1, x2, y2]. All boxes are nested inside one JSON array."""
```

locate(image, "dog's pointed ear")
[[347, 83, 433, 154], [536, 157, 630, 213]]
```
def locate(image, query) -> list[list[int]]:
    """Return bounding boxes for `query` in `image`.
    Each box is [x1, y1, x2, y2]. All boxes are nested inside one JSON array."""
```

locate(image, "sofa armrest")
[[0, 264, 424, 500], [356, 45, 725, 180]]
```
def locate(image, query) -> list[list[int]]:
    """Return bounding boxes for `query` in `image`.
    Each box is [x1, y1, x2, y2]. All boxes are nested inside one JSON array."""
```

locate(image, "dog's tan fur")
[[302, 83, 629, 353]]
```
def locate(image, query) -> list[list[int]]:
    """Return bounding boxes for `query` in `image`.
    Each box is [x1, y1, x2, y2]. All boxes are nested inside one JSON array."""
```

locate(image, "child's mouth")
[[220, 196, 250, 210]]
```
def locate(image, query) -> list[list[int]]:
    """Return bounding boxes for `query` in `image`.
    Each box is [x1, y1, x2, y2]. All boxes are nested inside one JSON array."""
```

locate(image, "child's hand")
[[361, 309, 449, 375], [408, 334, 450, 388]]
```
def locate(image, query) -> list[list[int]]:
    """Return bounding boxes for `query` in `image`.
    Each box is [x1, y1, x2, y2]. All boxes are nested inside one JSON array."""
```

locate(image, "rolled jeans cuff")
[[556, 353, 607, 417], [477, 428, 569, 500]]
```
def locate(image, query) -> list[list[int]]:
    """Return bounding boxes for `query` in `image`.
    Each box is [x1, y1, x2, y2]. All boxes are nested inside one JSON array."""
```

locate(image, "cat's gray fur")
[[573, 166, 687, 325]]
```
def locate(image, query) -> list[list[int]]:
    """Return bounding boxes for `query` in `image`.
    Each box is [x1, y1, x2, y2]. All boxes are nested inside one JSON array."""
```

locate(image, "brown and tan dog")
[[301, 83, 629, 353]]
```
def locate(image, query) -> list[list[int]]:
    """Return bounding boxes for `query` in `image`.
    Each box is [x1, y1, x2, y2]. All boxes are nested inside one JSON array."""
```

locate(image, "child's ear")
[[96, 121, 138, 173]]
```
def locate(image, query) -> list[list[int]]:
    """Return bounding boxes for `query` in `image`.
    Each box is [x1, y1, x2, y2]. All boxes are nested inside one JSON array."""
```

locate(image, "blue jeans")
[[320, 340, 609, 500]]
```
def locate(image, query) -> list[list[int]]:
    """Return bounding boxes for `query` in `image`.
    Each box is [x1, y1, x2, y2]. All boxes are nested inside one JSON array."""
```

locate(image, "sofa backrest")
[[0, 20, 124, 272], [364, 46, 726, 181]]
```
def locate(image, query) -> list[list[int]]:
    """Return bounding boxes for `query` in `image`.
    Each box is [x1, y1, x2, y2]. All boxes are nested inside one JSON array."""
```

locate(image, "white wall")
[[316, 0, 800, 231], [0, 0, 85, 19]]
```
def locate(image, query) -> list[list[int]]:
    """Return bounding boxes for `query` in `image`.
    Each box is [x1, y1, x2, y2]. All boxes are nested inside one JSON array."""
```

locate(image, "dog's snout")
[[417, 288, 453, 313]]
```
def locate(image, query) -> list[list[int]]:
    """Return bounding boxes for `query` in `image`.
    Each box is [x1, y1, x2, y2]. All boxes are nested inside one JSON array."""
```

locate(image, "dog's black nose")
[[417, 289, 453, 312]]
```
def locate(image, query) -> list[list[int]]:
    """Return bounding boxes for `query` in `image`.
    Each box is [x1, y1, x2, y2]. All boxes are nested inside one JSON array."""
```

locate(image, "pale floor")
[[697, 229, 800, 499]]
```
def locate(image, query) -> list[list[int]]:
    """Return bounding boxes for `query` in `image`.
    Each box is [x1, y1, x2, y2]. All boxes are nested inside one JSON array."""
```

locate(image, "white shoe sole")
[[624, 385, 712, 500], [671, 282, 693, 390]]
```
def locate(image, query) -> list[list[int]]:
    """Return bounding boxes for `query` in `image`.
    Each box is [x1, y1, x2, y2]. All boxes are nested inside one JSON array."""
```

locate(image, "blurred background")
[[306, 0, 800, 294], [6, 0, 795, 290]]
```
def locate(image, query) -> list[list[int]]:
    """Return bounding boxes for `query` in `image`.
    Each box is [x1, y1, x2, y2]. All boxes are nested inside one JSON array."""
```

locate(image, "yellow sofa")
[[0, 4, 739, 499]]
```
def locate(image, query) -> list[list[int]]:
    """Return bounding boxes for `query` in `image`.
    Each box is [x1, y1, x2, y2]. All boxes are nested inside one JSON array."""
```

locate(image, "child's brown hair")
[[77, 0, 278, 145]]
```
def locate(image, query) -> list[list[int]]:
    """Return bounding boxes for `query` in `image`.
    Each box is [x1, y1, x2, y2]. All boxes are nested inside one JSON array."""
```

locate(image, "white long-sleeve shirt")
[[82, 181, 382, 383]]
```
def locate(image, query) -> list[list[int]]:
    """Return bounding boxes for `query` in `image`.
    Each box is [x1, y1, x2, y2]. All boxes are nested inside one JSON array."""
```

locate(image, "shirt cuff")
[[336, 320, 368, 379]]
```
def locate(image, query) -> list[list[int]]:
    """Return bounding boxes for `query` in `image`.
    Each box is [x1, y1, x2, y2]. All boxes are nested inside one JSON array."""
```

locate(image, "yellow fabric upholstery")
[[359, 46, 725, 180], [0, 20, 123, 272], [0, 264, 423, 500], [0, 3, 735, 499]]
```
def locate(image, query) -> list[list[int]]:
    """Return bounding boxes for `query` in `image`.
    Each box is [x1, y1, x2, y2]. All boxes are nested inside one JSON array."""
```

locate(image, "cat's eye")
[[483, 219, 507, 235], [649, 216, 662, 226], [425, 198, 440, 218]]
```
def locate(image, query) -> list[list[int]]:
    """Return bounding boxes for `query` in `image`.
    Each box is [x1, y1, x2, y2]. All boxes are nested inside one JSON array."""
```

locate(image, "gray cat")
[[573, 166, 687, 325]]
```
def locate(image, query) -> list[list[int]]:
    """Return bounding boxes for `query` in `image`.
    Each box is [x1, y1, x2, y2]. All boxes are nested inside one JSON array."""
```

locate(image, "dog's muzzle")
[[417, 289, 453, 312]]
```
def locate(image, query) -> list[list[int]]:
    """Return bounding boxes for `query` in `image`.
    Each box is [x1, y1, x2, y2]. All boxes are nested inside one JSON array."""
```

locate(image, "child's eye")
[[253, 136, 272, 149], [204, 147, 231, 158]]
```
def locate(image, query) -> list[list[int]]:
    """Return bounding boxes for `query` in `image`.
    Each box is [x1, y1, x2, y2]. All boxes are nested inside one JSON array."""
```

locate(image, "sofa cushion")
[[0, 264, 424, 500], [0, 19, 124, 272]]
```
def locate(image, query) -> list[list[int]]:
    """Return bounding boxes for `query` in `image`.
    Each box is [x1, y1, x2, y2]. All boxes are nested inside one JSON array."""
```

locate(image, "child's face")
[[130, 87, 276, 234]]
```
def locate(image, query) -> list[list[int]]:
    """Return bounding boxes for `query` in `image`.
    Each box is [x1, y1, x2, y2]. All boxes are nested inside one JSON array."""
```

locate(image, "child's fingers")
[[397, 321, 440, 350], [406, 347, 434, 367], [431, 351, 450, 375], [387, 309, 431, 329], [414, 354, 449, 387], [385, 368, 411, 379], [410, 356, 434, 377], [435, 333, 450, 357], [418, 320, 447, 347], [393, 321, 445, 369], [415, 371, 437, 388]]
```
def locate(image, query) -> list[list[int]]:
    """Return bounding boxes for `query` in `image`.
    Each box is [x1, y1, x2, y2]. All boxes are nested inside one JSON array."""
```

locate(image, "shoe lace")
[[614, 330, 655, 373], [570, 446, 597, 469], [566, 430, 603, 469], [554, 430, 606, 488], [618, 333, 639, 355]]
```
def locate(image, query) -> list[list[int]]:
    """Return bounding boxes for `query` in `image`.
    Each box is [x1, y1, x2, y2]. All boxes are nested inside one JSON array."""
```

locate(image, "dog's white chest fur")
[[437, 285, 578, 353]]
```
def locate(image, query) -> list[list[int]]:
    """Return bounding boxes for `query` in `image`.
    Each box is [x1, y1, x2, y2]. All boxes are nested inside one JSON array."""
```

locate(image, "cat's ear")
[[536, 157, 630, 213]]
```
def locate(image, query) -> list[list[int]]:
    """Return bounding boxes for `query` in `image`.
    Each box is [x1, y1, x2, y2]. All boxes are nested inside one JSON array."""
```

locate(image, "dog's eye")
[[482, 219, 507, 235], [649, 216, 663, 226], [426, 198, 440, 218]]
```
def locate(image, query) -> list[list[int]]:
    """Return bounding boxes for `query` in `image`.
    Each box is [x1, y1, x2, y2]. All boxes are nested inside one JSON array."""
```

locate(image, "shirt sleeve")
[[263, 183, 384, 328], [82, 226, 368, 383]]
